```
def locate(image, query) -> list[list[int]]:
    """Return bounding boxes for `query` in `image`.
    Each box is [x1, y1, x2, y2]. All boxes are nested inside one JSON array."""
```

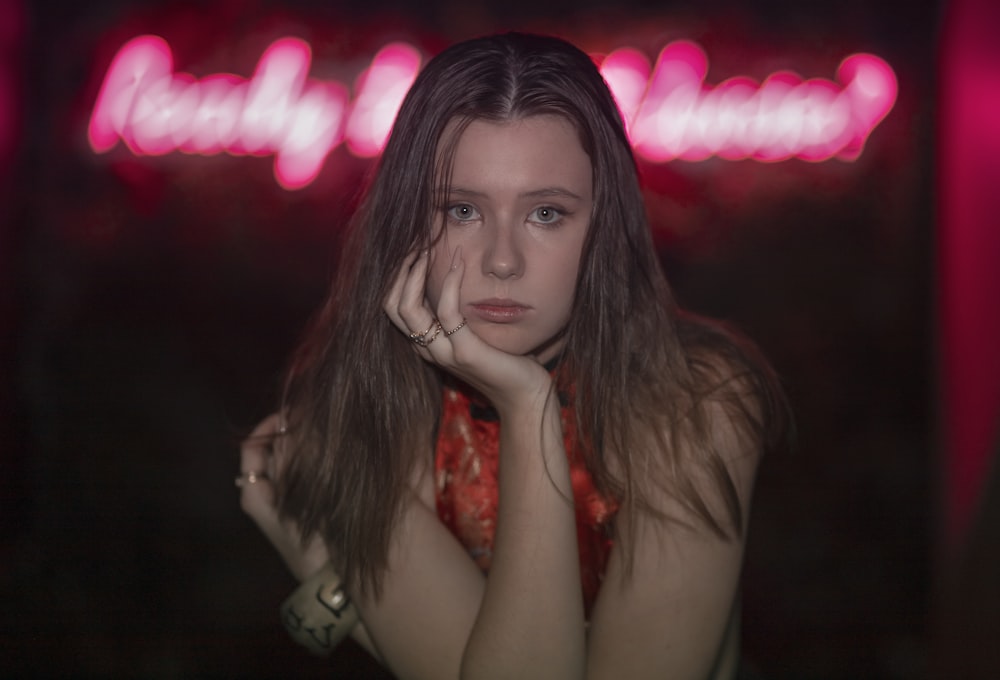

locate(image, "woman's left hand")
[[238, 413, 329, 582], [383, 247, 552, 415]]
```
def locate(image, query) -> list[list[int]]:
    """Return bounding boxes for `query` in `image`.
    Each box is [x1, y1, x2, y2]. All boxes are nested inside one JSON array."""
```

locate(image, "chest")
[[433, 386, 617, 613]]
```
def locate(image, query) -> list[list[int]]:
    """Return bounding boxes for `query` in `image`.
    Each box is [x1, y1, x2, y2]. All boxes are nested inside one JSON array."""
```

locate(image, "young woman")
[[238, 32, 788, 680]]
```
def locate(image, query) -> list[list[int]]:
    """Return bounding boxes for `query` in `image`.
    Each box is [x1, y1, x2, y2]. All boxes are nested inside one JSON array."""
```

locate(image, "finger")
[[244, 411, 284, 444], [240, 445, 272, 481], [240, 412, 283, 475], [238, 412, 288, 521], [398, 249, 436, 333], [383, 250, 419, 329], [237, 462, 278, 525], [239, 474, 278, 521], [435, 245, 465, 333]]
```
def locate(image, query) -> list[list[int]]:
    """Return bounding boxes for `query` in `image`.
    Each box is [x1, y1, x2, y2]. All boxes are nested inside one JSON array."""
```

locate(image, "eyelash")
[[443, 204, 569, 228], [445, 204, 480, 223], [528, 206, 566, 227]]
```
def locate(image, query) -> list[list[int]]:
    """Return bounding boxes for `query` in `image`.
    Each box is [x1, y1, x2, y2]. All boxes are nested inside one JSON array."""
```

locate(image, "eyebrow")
[[445, 186, 585, 201]]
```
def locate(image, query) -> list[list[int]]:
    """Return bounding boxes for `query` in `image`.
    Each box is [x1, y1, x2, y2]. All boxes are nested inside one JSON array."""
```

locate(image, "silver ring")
[[235, 471, 267, 488]]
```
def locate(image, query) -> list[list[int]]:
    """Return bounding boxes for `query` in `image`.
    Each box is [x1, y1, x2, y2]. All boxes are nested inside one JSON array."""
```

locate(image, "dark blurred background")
[[3, 0, 998, 678]]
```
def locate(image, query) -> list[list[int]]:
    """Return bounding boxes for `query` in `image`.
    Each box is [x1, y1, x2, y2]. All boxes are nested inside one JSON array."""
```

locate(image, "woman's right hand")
[[383, 247, 553, 418], [238, 413, 329, 582]]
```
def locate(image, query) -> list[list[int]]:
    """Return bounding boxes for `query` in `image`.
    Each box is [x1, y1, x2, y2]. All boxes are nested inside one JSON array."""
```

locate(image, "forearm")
[[348, 492, 487, 680], [461, 389, 585, 680]]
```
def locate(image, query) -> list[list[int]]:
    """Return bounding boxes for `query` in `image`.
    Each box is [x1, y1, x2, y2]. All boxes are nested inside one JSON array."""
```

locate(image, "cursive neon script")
[[599, 41, 897, 162], [89, 35, 897, 189], [88, 35, 421, 189]]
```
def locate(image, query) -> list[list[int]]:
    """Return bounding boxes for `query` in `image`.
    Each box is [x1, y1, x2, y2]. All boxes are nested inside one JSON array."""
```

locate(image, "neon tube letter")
[[88, 35, 353, 189], [605, 41, 897, 162]]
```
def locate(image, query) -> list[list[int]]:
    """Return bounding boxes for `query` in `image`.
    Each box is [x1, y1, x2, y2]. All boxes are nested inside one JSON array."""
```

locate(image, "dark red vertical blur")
[[0, 0, 23, 539], [938, 0, 1000, 551], [935, 2, 1000, 672], [0, 0, 17, 167]]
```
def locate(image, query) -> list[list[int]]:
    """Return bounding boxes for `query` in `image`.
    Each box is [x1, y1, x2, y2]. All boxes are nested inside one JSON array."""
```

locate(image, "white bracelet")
[[280, 563, 360, 656]]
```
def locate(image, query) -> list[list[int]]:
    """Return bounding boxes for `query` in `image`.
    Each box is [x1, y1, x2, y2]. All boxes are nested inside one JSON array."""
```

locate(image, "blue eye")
[[446, 204, 480, 222], [529, 206, 564, 225]]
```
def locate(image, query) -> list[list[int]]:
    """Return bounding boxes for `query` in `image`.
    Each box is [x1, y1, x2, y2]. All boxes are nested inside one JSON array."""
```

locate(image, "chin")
[[473, 323, 564, 362], [471, 324, 533, 356]]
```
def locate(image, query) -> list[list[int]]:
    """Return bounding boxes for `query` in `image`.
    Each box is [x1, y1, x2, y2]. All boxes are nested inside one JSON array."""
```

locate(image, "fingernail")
[[451, 245, 462, 270]]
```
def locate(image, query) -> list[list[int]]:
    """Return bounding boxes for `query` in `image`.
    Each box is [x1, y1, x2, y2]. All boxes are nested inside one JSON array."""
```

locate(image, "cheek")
[[555, 253, 583, 297], [553, 257, 584, 319]]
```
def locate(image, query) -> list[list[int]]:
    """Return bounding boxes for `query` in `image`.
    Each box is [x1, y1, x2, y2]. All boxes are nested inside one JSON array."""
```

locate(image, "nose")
[[481, 221, 524, 280]]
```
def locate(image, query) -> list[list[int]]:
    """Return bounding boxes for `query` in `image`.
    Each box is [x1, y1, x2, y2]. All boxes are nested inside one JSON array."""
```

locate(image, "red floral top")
[[434, 381, 618, 616]]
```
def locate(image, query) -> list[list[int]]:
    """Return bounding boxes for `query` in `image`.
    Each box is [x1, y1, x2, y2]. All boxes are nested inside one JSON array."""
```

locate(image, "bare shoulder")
[[584, 332, 781, 679], [672, 320, 790, 538], [587, 400, 754, 680], [689, 347, 768, 469], [678, 314, 790, 465]]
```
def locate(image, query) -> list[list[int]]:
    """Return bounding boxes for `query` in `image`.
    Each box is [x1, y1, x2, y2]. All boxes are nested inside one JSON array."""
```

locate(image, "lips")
[[469, 298, 531, 323]]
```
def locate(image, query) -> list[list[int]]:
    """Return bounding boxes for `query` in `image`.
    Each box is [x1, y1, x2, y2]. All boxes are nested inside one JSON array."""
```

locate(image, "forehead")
[[440, 116, 592, 195]]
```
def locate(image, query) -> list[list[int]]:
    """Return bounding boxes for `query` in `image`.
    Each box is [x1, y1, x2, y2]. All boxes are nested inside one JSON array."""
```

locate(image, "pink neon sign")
[[600, 41, 897, 162], [89, 35, 897, 189], [88, 35, 421, 189]]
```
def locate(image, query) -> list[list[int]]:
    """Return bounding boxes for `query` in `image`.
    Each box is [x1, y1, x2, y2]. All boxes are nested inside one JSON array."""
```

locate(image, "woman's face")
[[425, 115, 593, 364]]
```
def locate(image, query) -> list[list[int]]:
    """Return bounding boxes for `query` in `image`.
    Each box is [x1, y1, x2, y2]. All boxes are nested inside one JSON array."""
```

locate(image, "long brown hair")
[[277, 33, 789, 594]]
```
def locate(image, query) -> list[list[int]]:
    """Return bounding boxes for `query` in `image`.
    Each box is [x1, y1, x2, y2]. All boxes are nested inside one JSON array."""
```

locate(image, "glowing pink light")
[[90, 36, 897, 189], [598, 48, 651, 134], [345, 43, 422, 157], [89, 35, 391, 189], [604, 41, 897, 163]]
